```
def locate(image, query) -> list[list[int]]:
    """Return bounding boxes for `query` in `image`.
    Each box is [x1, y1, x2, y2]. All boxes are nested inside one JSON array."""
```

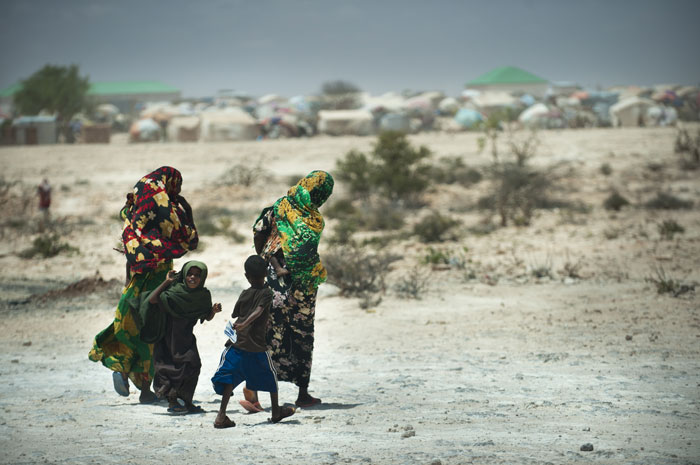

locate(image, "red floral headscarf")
[[121, 166, 198, 273]]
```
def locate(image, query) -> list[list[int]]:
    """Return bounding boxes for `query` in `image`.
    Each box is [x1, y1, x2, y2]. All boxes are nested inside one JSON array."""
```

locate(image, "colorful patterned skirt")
[[266, 267, 317, 388], [88, 261, 172, 390]]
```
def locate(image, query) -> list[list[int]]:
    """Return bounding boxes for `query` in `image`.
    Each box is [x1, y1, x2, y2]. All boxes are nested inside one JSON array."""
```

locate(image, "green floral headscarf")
[[272, 171, 334, 292]]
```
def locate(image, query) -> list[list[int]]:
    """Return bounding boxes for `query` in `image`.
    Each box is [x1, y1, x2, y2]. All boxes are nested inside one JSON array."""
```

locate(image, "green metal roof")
[[87, 81, 179, 95], [467, 66, 548, 86], [0, 83, 22, 97], [1, 80, 179, 97]]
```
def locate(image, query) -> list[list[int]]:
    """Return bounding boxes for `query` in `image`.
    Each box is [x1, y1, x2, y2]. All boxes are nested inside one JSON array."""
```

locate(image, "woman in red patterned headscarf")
[[89, 166, 198, 403]]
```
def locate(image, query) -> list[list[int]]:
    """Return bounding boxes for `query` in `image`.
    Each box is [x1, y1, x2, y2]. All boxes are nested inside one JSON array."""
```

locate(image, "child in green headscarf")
[[134, 261, 222, 413]]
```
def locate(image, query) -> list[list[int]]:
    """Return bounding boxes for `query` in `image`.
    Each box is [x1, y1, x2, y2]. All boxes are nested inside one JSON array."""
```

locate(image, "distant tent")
[[379, 113, 411, 133], [454, 108, 483, 128], [129, 118, 161, 142], [609, 97, 655, 127], [200, 108, 259, 141], [167, 116, 201, 142], [318, 109, 374, 136], [466, 66, 549, 98]]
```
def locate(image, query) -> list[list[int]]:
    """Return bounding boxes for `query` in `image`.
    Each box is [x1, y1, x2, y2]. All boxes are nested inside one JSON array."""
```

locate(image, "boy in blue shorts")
[[212, 255, 296, 428]]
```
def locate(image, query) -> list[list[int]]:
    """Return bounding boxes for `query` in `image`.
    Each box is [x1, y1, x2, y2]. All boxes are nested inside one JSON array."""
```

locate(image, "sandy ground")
[[0, 127, 699, 464]]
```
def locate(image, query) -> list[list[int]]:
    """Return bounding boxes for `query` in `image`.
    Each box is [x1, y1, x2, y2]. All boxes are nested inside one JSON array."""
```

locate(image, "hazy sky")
[[1, 0, 699, 98]]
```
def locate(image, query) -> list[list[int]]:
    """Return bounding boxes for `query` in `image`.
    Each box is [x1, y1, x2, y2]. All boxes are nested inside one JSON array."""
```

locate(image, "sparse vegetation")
[[413, 211, 460, 243], [336, 131, 432, 204], [217, 162, 268, 187], [393, 267, 431, 299], [603, 191, 630, 211], [657, 219, 684, 240], [646, 266, 694, 297], [600, 163, 613, 176], [196, 205, 247, 242], [323, 244, 399, 309], [430, 156, 482, 186], [18, 234, 77, 259], [674, 126, 700, 169], [645, 192, 693, 210]]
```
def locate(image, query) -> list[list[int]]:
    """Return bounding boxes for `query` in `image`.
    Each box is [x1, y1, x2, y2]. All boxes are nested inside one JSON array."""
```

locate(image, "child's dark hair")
[[245, 255, 268, 280]]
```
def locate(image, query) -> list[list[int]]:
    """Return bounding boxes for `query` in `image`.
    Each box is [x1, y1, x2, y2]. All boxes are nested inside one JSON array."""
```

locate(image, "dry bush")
[[217, 162, 269, 187], [0, 177, 35, 237], [18, 234, 78, 259], [393, 267, 431, 300], [646, 266, 694, 297], [657, 219, 684, 240], [674, 127, 700, 169], [645, 192, 693, 210], [603, 191, 630, 211], [413, 211, 460, 243], [323, 244, 399, 308]]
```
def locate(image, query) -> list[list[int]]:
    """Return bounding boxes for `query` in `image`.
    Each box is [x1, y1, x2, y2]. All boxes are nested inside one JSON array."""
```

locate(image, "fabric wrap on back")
[[132, 261, 212, 343], [121, 166, 198, 273], [270, 170, 333, 292]]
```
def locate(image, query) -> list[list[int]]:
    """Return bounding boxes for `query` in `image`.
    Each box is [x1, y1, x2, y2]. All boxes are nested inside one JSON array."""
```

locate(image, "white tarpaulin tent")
[[472, 91, 518, 113], [167, 116, 201, 142], [318, 109, 374, 136], [609, 97, 655, 127], [200, 108, 259, 141]]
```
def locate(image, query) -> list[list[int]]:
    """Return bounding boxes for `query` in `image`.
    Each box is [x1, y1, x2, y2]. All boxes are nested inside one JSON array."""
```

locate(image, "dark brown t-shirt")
[[231, 286, 273, 353]]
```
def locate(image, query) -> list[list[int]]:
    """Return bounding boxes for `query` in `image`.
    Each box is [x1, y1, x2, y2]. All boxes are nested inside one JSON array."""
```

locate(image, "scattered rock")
[[22, 341, 32, 346], [429, 460, 442, 465], [401, 430, 415, 438], [582, 427, 590, 431], [580, 443, 594, 452], [625, 335, 633, 341], [11, 359, 19, 364]]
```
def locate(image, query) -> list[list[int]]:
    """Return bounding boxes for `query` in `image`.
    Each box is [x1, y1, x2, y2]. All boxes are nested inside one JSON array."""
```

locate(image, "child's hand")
[[212, 303, 222, 313], [166, 270, 178, 283]]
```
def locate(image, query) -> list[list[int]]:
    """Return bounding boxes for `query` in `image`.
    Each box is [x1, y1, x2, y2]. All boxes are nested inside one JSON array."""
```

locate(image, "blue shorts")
[[211, 346, 278, 395]]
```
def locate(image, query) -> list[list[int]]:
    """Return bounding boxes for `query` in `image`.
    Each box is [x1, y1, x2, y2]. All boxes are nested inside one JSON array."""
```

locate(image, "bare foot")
[[270, 406, 295, 423], [214, 415, 236, 429], [274, 266, 290, 277], [139, 389, 158, 404]]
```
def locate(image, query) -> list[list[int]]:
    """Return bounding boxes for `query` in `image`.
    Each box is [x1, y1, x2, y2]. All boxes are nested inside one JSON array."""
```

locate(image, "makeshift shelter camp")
[[466, 66, 549, 98], [200, 108, 259, 141], [518, 103, 550, 127], [609, 97, 655, 127], [12, 116, 57, 145], [438, 97, 460, 116], [318, 109, 374, 136]]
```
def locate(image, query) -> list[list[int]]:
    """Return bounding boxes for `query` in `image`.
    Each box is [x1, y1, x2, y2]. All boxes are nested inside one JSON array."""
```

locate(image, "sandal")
[[167, 405, 188, 415], [187, 404, 205, 414], [239, 399, 264, 413], [214, 416, 236, 429], [295, 397, 321, 408], [112, 372, 129, 397], [269, 406, 296, 424]]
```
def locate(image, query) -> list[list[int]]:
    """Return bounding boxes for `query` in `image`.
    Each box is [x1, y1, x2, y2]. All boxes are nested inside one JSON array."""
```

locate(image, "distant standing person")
[[37, 178, 51, 230], [89, 166, 198, 403], [243, 170, 334, 410]]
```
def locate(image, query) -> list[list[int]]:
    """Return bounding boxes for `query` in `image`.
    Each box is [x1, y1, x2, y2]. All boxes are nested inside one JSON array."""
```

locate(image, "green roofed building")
[[0, 80, 180, 116], [466, 66, 549, 98], [88, 81, 181, 114]]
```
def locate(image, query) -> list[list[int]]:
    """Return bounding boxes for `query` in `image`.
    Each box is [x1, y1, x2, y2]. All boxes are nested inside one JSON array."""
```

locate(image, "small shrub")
[[217, 162, 268, 187], [324, 198, 357, 220], [19, 234, 77, 259], [560, 254, 583, 279], [413, 211, 460, 243], [335, 131, 432, 203], [359, 202, 405, 231], [480, 162, 554, 226], [394, 267, 431, 299], [528, 255, 552, 279], [657, 219, 684, 240], [603, 191, 630, 211], [323, 244, 399, 300], [421, 246, 467, 268], [645, 192, 693, 210], [603, 227, 621, 240], [600, 163, 613, 176], [646, 266, 694, 297], [431, 156, 482, 186]]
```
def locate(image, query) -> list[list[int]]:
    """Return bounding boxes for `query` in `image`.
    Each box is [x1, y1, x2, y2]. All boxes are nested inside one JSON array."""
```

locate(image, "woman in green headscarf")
[[135, 260, 222, 413], [249, 170, 333, 409]]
